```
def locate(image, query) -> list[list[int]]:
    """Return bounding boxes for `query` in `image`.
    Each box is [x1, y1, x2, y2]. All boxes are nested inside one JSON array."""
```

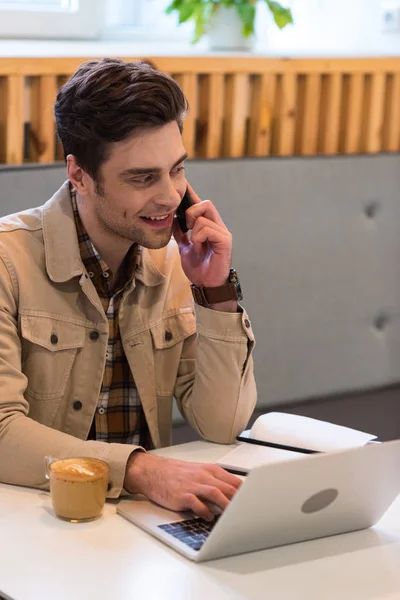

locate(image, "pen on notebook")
[[222, 467, 248, 477], [235, 435, 320, 455]]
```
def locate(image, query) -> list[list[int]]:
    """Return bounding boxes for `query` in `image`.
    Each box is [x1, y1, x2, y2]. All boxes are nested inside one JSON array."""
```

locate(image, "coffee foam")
[[50, 458, 108, 482]]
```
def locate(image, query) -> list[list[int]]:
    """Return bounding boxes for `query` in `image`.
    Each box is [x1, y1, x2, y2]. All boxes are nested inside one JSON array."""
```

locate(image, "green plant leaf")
[[193, 3, 207, 43], [165, 0, 292, 42], [236, 2, 256, 37], [177, 1, 198, 24], [165, 0, 183, 16], [265, 0, 293, 29], [204, 1, 215, 23]]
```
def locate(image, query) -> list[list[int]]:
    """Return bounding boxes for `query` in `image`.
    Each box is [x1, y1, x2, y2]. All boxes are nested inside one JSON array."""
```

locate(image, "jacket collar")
[[42, 180, 165, 287]]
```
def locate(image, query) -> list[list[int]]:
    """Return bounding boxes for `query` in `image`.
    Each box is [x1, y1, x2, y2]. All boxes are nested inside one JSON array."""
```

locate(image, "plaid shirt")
[[71, 188, 152, 448]]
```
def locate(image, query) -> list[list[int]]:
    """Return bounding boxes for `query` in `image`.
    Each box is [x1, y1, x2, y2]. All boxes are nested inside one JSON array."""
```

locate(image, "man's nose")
[[157, 179, 183, 208]]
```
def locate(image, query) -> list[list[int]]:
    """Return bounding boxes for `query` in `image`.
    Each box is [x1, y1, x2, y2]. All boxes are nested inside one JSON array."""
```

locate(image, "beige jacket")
[[0, 182, 256, 497]]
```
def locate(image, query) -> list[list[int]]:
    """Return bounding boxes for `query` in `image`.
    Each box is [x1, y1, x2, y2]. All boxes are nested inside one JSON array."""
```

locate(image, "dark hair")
[[54, 58, 188, 182]]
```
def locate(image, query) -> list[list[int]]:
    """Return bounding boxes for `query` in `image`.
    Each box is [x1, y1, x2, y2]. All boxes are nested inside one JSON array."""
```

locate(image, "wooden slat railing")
[[1, 56, 400, 165]]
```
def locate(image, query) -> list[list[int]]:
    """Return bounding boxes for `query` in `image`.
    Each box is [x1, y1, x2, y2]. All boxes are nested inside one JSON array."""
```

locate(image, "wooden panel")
[[300, 74, 322, 155], [223, 74, 249, 158], [197, 74, 224, 159], [275, 73, 297, 156], [318, 73, 342, 155], [0, 75, 24, 164], [4, 57, 400, 77], [135, 56, 400, 76], [174, 73, 198, 157], [294, 75, 306, 155], [382, 73, 400, 152], [0, 77, 6, 163], [248, 73, 276, 156], [1, 56, 399, 163], [362, 73, 386, 153], [342, 73, 364, 154], [30, 75, 57, 163], [55, 75, 69, 161]]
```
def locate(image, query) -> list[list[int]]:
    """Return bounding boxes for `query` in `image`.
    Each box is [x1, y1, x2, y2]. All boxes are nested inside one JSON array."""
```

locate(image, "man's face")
[[87, 121, 187, 249]]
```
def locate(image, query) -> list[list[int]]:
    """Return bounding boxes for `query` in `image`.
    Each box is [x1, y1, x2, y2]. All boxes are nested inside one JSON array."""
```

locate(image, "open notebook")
[[216, 412, 377, 474]]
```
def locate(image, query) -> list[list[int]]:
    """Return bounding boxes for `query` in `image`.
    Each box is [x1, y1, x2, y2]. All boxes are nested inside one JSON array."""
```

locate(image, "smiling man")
[[0, 58, 256, 520]]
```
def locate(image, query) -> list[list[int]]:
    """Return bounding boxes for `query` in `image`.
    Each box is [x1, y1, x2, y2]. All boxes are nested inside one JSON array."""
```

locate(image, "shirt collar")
[[42, 180, 165, 288], [71, 186, 140, 295]]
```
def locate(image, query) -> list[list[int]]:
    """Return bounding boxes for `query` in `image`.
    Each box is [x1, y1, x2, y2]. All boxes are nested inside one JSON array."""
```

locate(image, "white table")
[[1, 441, 400, 600]]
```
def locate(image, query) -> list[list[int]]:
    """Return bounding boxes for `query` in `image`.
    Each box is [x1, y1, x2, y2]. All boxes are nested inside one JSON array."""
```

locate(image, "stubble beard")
[[94, 188, 173, 249]]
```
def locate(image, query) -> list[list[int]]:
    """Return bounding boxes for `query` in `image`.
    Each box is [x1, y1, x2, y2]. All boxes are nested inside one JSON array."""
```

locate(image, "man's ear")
[[67, 155, 93, 196]]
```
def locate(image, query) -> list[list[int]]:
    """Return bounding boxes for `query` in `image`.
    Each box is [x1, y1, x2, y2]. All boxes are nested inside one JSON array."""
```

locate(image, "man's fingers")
[[191, 226, 230, 255], [190, 217, 232, 253], [197, 485, 231, 512], [190, 216, 229, 237], [210, 480, 238, 501], [183, 493, 214, 521], [172, 217, 190, 251], [186, 199, 226, 230], [205, 464, 243, 489], [189, 217, 230, 255]]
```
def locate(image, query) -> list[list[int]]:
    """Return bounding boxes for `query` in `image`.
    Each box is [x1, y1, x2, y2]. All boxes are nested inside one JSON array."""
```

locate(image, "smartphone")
[[176, 188, 194, 233]]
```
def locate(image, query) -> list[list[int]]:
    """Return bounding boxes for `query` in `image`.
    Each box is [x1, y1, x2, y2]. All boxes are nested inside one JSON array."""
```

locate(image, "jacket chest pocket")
[[20, 315, 85, 401], [149, 312, 196, 396]]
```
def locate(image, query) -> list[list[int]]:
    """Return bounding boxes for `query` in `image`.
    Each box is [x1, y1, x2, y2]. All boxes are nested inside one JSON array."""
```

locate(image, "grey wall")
[[2, 156, 400, 419], [0, 164, 66, 214]]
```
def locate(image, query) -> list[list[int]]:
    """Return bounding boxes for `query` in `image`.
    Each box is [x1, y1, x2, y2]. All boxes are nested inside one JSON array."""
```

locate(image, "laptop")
[[117, 440, 400, 562]]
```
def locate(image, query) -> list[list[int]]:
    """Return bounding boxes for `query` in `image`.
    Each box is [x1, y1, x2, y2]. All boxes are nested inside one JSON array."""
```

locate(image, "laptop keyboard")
[[158, 515, 220, 551]]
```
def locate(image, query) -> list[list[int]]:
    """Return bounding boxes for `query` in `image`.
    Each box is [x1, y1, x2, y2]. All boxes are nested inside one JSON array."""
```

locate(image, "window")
[[0, 1, 71, 7], [104, 0, 192, 42], [0, 0, 104, 39]]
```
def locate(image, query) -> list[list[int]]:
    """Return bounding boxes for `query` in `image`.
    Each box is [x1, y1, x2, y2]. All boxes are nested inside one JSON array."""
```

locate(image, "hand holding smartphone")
[[173, 184, 238, 309]]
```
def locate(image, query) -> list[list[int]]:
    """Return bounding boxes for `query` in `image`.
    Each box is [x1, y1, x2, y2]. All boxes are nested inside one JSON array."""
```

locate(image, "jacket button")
[[89, 330, 100, 341], [244, 319, 251, 328], [73, 401, 83, 411], [50, 333, 58, 345], [164, 330, 173, 342]]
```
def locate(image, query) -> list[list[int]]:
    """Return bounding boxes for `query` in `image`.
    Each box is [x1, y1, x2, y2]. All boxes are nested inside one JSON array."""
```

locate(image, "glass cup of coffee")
[[45, 457, 109, 523]]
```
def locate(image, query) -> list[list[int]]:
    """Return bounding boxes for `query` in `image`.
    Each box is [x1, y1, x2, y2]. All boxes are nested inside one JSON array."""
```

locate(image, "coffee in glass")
[[46, 457, 109, 522]]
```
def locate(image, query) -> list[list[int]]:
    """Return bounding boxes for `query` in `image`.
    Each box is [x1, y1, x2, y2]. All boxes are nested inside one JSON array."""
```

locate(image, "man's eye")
[[134, 175, 153, 185], [171, 166, 185, 176]]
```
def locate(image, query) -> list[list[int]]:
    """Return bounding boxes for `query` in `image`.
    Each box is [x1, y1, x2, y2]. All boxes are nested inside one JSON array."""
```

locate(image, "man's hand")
[[123, 452, 242, 521], [172, 183, 232, 290]]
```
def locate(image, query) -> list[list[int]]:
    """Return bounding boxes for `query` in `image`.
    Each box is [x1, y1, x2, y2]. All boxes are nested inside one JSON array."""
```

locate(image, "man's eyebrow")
[[120, 152, 188, 177]]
